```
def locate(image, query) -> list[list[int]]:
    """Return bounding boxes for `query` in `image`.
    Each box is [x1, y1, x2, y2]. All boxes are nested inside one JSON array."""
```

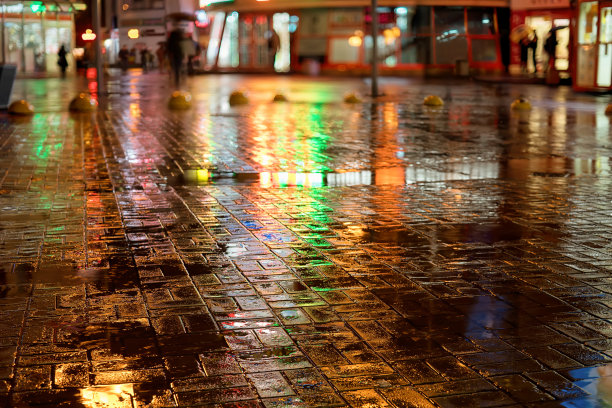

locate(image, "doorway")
[[525, 15, 570, 73]]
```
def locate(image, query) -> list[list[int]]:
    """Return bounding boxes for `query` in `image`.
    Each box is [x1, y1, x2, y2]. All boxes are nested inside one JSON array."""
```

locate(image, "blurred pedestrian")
[[57, 45, 68, 78], [140, 48, 150, 72], [118, 45, 129, 72], [267, 29, 280, 69], [528, 32, 538, 73], [167, 28, 185, 88], [544, 29, 558, 71], [519, 37, 529, 74], [156, 43, 166, 73]]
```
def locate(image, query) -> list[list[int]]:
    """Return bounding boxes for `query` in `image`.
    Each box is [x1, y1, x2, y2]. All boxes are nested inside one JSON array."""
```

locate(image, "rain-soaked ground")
[[1, 69, 612, 407]]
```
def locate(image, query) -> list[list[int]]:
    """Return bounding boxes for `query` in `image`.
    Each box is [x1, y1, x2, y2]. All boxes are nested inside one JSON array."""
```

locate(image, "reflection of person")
[[598, 365, 612, 404], [167, 28, 185, 88], [267, 29, 280, 69], [57, 45, 68, 78]]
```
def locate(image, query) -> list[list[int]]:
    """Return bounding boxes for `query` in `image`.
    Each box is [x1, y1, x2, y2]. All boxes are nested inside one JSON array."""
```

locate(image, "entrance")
[[525, 15, 570, 73]]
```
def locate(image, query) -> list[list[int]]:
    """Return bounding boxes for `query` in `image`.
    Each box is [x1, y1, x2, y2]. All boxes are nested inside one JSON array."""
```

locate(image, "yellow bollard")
[[229, 91, 249, 106], [8, 100, 34, 115], [273, 94, 288, 102], [511, 98, 532, 111], [69, 93, 98, 112], [168, 91, 192, 110], [344, 93, 362, 103], [423, 95, 444, 106]]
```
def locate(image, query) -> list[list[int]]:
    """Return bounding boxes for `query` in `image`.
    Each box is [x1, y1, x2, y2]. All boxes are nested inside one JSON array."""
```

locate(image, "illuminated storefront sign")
[[200, 0, 234, 7]]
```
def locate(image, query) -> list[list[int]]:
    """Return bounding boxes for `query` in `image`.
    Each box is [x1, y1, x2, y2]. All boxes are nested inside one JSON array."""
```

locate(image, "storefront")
[[574, 0, 612, 91], [1, 1, 84, 74], [199, 0, 508, 75], [509, 0, 572, 76]]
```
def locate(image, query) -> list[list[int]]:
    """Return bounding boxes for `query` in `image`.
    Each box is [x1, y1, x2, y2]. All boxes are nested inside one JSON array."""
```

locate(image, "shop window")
[[434, 7, 465, 35], [471, 38, 498, 62], [467, 8, 495, 35], [579, 1, 598, 43], [300, 9, 329, 36], [218, 12, 238, 68], [399, 36, 432, 64], [601, 6, 611, 43], [329, 38, 359, 63], [435, 35, 468, 64]]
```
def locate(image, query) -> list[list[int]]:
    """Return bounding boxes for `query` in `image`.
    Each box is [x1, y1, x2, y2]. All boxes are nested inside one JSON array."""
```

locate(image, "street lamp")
[[371, 0, 379, 97]]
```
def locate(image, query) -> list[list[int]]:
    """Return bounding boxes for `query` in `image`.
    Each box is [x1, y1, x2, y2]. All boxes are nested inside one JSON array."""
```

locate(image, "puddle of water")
[[565, 365, 612, 407]]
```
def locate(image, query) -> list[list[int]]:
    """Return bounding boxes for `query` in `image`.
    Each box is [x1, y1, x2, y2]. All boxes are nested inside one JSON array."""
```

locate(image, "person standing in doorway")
[[167, 28, 185, 88], [267, 29, 280, 70], [544, 29, 558, 72], [519, 37, 529, 74], [57, 45, 68, 78]]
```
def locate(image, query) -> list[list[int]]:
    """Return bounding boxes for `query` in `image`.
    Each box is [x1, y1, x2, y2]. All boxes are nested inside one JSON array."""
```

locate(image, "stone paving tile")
[[1, 75, 612, 406]]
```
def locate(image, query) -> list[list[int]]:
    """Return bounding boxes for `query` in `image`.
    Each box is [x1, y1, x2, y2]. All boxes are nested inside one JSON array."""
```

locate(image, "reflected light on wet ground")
[[80, 384, 135, 407], [3, 72, 612, 407]]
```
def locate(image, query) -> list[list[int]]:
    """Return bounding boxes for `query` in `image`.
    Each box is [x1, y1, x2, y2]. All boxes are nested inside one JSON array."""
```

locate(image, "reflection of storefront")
[[510, 0, 572, 76], [201, 0, 507, 75], [575, 0, 612, 90], [1, 2, 83, 74]]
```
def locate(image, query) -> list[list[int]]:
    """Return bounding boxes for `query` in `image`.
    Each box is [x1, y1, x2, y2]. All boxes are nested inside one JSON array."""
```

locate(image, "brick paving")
[[1, 72, 612, 407]]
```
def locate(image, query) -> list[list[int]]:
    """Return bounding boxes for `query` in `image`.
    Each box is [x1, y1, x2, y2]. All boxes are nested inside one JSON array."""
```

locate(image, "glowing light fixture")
[[81, 29, 96, 41], [30, 2, 44, 12], [348, 36, 362, 47], [128, 29, 140, 39]]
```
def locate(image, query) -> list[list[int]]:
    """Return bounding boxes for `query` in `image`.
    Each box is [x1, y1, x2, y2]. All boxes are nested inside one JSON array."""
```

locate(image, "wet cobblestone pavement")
[[2, 71, 612, 407]]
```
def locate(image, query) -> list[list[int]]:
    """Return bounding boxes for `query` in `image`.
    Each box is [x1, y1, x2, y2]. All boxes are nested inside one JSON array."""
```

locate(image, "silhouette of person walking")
[[57, 45, 68, 78], [267, 29, 280, 69], [118, 45, 129, 72], [167, 29, 185, 88]]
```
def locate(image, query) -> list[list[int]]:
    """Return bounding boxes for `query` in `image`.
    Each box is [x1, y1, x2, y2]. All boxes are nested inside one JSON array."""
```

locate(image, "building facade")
[[103, 0, 196, 65], [199, 0, 509, 76], [1, 1, 85, 74]]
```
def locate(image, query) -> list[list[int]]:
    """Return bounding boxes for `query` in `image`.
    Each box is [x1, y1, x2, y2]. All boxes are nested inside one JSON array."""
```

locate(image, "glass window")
[[412, 7, 432, 35], [300, 9, 329, 36], [467, 8, 495, 35], [471, 38, 498, 62], [329, 38, 359, 63], [395, 6, 432, 35], [364, 34, 398, 66], [435, 35, 468, 64], [400, 36, 433, 64], [434, 7, 465, 35], [579, 1, 598, 44], [601, 7, 612, 42]]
